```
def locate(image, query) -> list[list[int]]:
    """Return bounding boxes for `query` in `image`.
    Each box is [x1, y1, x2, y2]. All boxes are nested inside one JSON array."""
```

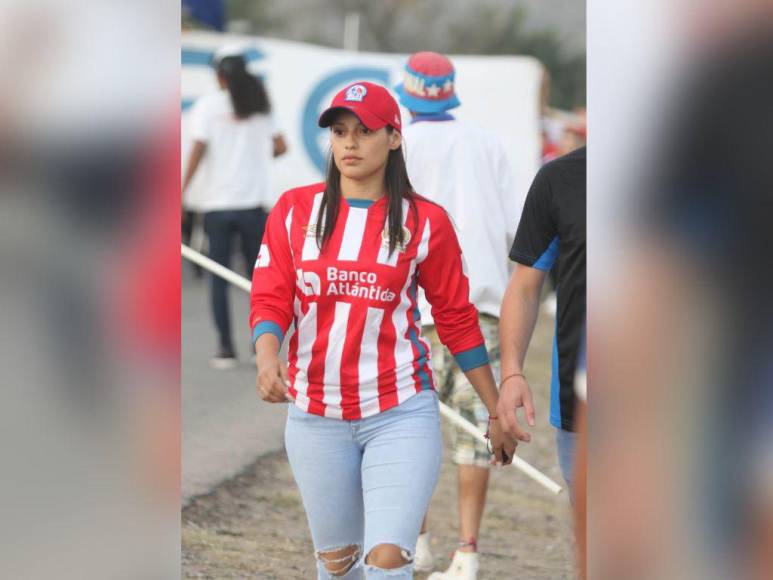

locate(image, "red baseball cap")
[[318, 81, 402, 133]]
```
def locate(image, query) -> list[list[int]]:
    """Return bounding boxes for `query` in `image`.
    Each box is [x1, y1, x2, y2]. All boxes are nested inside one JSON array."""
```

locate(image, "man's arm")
[[497, 263, 548, 439]]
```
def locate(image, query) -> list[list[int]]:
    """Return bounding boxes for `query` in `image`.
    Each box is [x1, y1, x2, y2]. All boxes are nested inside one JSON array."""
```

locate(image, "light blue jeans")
[[285, 390, 442, 579]]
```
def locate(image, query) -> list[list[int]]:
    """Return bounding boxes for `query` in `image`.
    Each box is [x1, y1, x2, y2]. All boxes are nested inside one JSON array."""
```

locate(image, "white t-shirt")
[[189, 90, 279, 212], [403, 118, 521, 322]]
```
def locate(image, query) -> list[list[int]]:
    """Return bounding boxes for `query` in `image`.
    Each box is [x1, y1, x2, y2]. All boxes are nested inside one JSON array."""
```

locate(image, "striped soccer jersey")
[[250, 183, 488, 420]]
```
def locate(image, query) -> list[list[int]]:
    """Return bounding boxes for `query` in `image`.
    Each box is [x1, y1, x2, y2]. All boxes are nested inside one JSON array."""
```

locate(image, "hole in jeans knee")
[[317, 544, 361, 577], [365, 543, 413, 569]]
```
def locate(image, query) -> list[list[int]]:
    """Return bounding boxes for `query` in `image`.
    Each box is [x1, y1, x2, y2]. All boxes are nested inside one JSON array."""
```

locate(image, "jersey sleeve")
[[249, 195, 295, 344], [189, 96, 211, 142], [509, 164, 558, 271], [268, 112, 280, 136], [416, 209, 488, 371]]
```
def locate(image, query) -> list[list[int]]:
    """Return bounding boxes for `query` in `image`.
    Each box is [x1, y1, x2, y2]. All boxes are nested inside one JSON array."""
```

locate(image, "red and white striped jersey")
[[250, 183, 488, 420]]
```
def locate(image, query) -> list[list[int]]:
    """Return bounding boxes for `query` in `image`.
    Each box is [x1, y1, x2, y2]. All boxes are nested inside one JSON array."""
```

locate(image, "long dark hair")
[[316, 126, 418, 256], [216, 55, 270, 119]]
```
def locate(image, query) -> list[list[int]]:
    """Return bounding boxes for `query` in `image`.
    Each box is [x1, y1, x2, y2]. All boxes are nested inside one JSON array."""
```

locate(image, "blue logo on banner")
[[301, 67, 390, 173]]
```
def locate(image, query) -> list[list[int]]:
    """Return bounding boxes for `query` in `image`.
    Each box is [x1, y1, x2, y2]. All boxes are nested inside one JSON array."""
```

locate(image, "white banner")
[[182, 32, 542, 211]]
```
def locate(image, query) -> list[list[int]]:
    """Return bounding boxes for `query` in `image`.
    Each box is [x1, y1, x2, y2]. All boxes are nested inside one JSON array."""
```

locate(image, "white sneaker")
[[209, 346, 237, 370], [414, 532, 436, 573], [427, 551, 479, 580]]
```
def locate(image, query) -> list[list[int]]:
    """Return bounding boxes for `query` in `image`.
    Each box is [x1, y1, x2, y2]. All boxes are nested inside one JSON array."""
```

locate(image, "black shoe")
[[209, 345, 237, 370]]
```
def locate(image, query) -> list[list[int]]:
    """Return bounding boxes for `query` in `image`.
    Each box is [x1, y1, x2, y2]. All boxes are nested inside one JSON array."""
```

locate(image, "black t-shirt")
[[509, 146, 586, 431]]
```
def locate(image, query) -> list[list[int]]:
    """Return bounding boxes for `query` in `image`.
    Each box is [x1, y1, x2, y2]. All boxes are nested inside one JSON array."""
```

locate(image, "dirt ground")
[[182, 311, 578, 579]]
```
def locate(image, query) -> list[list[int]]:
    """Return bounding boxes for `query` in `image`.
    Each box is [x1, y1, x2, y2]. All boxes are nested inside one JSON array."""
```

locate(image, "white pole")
[[181, 243, 252, 293], [343, 11, 360, 52], [182, 244, 562, 495]]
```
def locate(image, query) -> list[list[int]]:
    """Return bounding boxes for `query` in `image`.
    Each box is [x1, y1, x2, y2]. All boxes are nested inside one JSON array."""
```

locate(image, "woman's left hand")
[[488, 418, 517, 466]]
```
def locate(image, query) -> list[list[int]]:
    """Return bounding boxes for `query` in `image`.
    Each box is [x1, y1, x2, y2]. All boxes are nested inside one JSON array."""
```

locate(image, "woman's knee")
[[317, 544, 361, 577], [365, 543, 412, 569]]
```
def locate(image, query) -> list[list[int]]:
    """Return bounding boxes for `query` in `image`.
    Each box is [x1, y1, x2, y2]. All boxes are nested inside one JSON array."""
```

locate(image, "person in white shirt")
[[396, 51, 521, 580], [183, 49, 287, 368]]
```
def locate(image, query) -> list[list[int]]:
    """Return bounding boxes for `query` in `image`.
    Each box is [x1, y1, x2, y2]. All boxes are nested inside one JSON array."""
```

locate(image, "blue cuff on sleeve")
[[454, 344, 489, 372], [252, 321, 284, 345], [532, 236, 560, 271]]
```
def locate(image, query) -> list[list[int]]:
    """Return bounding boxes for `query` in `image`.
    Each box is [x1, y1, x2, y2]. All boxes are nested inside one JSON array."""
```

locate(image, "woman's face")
[[330, 111, 401, 181]]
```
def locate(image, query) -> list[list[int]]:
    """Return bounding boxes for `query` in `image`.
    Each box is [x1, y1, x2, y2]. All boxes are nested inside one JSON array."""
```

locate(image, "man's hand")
[[496, 374, 536, 442], [256, 359, 290, 403], [487, 419, 517, 466]]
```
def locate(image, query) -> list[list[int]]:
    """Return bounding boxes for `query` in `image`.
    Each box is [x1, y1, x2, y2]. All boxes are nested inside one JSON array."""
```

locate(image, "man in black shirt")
[[496, 146, 586, 493]]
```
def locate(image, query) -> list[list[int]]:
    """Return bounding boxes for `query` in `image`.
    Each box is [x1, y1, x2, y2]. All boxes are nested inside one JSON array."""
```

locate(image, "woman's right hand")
[[256, 358, 290, 403]]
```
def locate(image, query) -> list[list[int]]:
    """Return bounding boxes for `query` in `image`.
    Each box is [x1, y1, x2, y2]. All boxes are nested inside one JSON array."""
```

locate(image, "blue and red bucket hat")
[[395, 51, 461, 114]]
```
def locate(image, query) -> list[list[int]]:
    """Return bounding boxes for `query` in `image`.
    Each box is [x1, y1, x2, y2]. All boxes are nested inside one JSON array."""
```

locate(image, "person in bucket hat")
[[395, 51, 461, 114], [397, 53, 523, 580]]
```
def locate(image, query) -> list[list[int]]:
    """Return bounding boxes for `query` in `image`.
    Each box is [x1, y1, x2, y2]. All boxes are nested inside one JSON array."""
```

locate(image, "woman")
[[183, 49, 287, 368], [250, 81, 514, 579]]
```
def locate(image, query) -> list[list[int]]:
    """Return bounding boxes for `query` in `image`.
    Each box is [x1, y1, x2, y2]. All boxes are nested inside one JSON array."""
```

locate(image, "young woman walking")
[[183, 49, 287, 368], [250, 81, 514, 579]]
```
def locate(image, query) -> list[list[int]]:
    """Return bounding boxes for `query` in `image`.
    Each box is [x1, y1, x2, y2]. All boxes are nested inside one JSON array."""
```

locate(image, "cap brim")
[[318, 105, 389, 131]]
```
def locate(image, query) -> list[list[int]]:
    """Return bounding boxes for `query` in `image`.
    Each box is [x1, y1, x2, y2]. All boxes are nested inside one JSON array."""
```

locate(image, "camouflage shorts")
[[425, 314, 501, 468]]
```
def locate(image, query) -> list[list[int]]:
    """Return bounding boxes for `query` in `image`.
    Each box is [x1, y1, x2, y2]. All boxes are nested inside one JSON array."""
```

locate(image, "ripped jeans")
[[285, 390, 442, 579]]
